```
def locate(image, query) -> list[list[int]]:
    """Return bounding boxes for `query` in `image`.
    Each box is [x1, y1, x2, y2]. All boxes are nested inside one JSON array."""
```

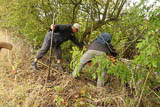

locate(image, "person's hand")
[[109, 55, 116, 64], [80, 45, 86, 51], [50, 24, 56, 30], [83, 45, 86, 49]]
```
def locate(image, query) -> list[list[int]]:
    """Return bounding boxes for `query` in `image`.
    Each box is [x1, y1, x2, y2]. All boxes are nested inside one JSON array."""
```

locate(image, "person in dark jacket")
[[72, 32, 117, 87], [31, 23, 83, 71]]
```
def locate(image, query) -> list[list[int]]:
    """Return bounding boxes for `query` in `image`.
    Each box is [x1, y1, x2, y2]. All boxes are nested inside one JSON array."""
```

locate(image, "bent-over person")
[[72, 32, 117, 87], [31, 23, 83, 71]]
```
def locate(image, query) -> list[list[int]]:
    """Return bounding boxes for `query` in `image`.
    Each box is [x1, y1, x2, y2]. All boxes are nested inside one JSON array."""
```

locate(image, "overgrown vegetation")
[[0, 0, 160, 106]]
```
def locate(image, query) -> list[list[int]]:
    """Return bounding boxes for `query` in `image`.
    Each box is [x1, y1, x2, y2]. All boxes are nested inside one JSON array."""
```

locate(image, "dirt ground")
[[0, 29, 128, 107]]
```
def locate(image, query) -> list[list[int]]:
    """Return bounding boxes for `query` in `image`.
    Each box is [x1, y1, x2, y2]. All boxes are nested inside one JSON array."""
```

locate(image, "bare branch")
[[102, 0, 111, 21], [71, 0, 82, 23]]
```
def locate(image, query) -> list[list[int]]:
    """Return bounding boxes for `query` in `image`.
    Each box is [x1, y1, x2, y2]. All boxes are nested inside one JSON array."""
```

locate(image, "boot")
[[30, 61, 38, 71]]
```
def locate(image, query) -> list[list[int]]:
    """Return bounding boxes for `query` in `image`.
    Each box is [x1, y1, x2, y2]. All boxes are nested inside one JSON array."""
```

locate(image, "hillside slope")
[[0, 29, 129, 107]]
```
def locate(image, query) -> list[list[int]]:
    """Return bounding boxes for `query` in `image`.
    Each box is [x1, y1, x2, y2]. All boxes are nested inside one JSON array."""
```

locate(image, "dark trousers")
[[35, 31, 62, 60]]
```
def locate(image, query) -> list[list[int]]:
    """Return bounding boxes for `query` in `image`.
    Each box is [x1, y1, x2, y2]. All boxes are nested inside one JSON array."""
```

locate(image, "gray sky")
[[131, 0, 160, 6]]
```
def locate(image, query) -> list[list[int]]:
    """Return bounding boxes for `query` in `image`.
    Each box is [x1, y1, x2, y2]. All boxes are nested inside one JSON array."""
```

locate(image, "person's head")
[[95, 32, 112, 45], [72, 23, 80, 32]]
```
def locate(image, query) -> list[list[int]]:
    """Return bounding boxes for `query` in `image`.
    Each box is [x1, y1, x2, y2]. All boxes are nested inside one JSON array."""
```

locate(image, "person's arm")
[[50, 24, 72, 33], [70, 35, 83, 49], [106, 43, 118, 57]]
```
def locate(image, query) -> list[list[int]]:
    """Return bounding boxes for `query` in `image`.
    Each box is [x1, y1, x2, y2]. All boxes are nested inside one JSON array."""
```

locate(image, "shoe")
[[30, 62, 38, 71]]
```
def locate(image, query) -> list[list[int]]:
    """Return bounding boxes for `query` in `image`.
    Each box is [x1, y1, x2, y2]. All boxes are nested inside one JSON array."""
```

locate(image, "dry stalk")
[[137, 69, 152, 107], [147, 88, 160, 100], [38, 61, 58, 73]]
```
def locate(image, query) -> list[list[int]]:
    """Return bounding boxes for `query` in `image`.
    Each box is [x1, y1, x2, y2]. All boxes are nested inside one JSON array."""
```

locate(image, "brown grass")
[[1, 29, 159, 107]]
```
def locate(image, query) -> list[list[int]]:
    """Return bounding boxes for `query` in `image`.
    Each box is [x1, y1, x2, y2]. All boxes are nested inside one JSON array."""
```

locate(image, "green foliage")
[[110, 61, 132, 84], [132, 2, 160, 86], [0, 0, 160, 106], [88, 55, 132, 84], [70, 46, 85, 76], [0, 0, 50, 44], [53, 95, 64, 107], [88, 55, 111, 80], [0, 0, 128, 68], [71, 53, 131, 85]]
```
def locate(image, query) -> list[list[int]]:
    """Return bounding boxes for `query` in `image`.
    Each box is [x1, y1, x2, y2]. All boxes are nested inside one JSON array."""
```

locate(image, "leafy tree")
[[0, 0, 160, 106]]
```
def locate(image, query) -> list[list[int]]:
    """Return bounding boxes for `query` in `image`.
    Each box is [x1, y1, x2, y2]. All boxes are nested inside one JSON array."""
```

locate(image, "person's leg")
[[97, 68, 107, 87], [72, 50, 107, 86], [85, 50, 107, 87], [35, 31, 52, 60], [31, 31, 52, 70], [72, 50, 105, 77], [54, 46, 64, 71], [72, 50, 93, 77]]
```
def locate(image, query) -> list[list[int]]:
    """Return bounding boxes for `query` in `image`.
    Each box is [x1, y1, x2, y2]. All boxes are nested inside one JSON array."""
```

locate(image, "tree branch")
[[102, 0, 111, 21], [71, 0, 82, 23]]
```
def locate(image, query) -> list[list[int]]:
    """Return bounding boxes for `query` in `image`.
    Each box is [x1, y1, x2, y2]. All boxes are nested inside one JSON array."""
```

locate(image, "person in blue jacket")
[[72, 32, 117, 87]]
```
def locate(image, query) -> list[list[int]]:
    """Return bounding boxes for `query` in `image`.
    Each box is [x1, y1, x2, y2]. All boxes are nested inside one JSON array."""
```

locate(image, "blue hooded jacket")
[[95, 32, 112, 45]]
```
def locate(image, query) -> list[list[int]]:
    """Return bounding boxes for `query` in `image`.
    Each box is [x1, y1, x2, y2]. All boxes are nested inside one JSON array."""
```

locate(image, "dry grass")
[[0, 29, 159, 107]]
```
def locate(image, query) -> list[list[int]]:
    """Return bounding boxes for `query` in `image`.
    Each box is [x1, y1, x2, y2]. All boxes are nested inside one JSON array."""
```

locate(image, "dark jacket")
[[87, 33, 117, 57], [50, 24, 83, 48]]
